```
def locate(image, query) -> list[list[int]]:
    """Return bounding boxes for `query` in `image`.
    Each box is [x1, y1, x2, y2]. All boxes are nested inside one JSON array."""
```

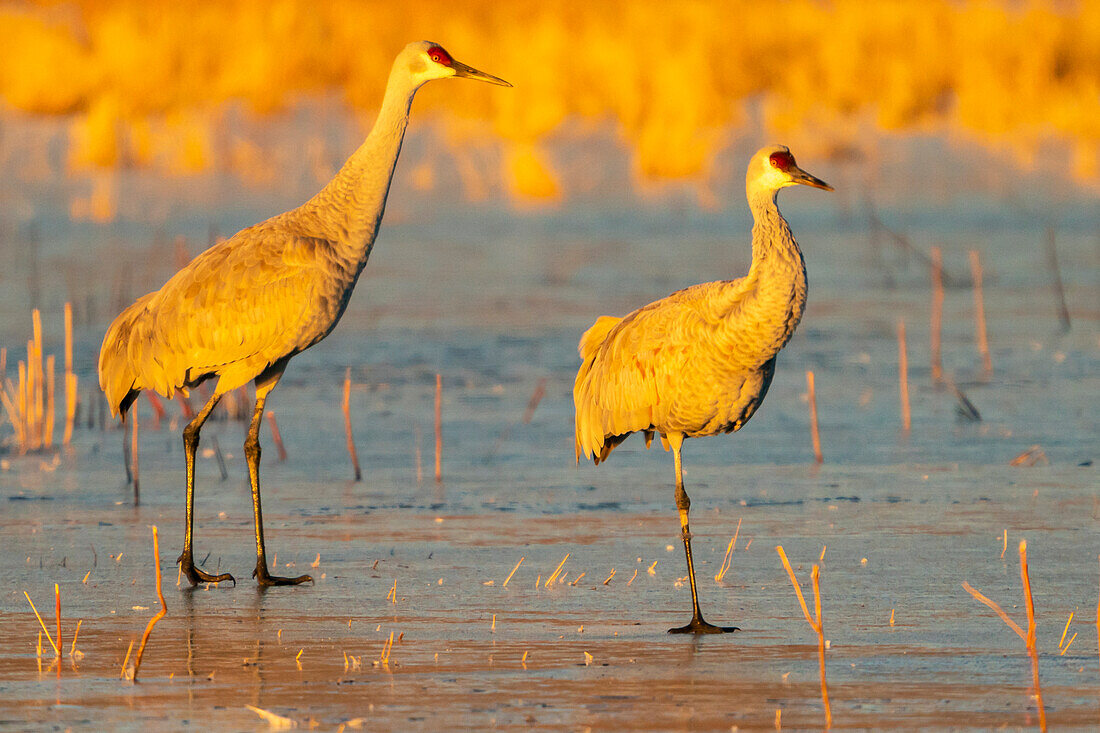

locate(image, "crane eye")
[[427, 46, 452, 66], [769, 151, 794, 170]]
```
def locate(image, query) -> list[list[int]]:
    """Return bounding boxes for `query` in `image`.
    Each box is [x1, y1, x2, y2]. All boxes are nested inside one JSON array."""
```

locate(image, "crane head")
[[401, 41, 512, 88], [747, 145, 833, 196]]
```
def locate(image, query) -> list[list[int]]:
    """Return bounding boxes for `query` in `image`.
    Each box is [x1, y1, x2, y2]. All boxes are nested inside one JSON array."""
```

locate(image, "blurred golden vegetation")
[[1, 0, 1098, 205]]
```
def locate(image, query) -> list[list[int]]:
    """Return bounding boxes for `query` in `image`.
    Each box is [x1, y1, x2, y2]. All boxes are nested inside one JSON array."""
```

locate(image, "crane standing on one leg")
[[574, 145, 832, 632], [99, 41, 510, 587]]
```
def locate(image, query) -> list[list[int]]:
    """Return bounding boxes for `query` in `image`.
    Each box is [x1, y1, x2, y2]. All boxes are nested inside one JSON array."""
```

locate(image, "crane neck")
[[296, 64, 422, 272], [723, 188, 808, 360], [746, 189, 804, 275]]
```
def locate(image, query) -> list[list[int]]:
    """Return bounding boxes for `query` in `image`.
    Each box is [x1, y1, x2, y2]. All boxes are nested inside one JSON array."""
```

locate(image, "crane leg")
[[178, 392, 236, 586], [667, 435, 738, 635], [248, 365, 313, 587]]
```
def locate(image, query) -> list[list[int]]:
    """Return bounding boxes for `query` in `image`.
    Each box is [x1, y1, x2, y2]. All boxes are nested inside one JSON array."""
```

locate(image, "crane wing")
[[574, 279, 754, 462], [131, 223, 342, 396]]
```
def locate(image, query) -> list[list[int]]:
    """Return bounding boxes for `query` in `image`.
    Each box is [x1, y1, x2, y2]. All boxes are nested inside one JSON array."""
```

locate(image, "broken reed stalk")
[[132, 525, 167, 682], [775, 546, 831, 728], [63, 302, 76, 445], [969, 249, 993, 379], [961, 581, 1025, 639], [806, 371, 823, 463], [930, 246, 944, 385], [962, 546, 1046, 731], [545, 553, 570, 587], [210, 435, 228, 480], [1044, 227, 1071, 332], [434, 374, 443, 483], [897, 319, 911, 433], [343, 368, 361, 481], [23, 590, 59, 656], [265, 411, 287, 461], [714, 517, 742, 583], [502, 557, 525, 588], [414, 425, 423, 484], [522, 377, 548, 424]]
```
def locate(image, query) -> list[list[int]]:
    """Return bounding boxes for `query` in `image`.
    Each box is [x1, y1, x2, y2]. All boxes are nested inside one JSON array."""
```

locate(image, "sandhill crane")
[[574, 145, 832, 632], [99, 41, 510, 587]]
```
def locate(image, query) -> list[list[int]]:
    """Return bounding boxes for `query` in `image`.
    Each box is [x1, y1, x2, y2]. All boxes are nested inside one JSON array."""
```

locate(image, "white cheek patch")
[[410, 57, 429, 75]]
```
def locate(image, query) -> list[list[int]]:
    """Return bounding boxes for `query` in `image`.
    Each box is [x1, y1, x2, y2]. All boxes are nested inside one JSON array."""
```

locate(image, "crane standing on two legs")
[[99, 41, 510, 587], [574, 145, 832, 633]]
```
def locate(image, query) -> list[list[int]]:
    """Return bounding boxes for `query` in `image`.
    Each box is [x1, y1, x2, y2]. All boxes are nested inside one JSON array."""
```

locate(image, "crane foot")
[[177, 552, 236, 586], [253, 563, 313, 587], [668, 616, 739, 634]]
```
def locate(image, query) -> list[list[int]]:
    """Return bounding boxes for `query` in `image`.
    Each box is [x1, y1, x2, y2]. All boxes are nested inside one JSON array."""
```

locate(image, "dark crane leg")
[[179, 392, 236, 586], [248, 365, 312, 587], [667, 434, 738, 634]]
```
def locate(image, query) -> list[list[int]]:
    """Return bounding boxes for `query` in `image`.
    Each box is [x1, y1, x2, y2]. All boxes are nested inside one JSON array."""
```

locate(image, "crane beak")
[[790, 167, 833, 191], [451, 60, 513, 87]]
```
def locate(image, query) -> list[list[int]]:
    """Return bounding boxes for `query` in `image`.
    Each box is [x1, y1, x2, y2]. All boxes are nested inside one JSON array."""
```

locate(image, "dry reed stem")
[[806, 371, 823, 463], [265, 411, 287, 461], [969, 249, 992, 379], [776, 546, 831, 728], [776, 547, 814, 628], [386, 579, 397, 604], [1019, 541, 1037, 651], [545, 554, 570, 587], [522, 377, 548, 424], [930, 246, 944, 384], [569, 573, 586, 586], [120, 640, 133, 679], [343, 369, 361, 481], [63, 303, 74, 445], [897, 319, 910, 433], [414, 425, 423, 483], [1058, 612, 1073, 651], [1001, 529, 1008, 559], [54, 583, 61, 658], [961, 581, 1025, 640], [627, 569, 638, 585], [434, 374, 442, 484], [70, 619, 83, 658], [245, 705, 298, 730], [44, 355, 54, 448], [1045, 227, 1071, 332], [603, 569, 616, 585], [1096, 555, 1100, 676], [714, 517, 742, 583], [378, 631, 394, 667], [889, 608, 895, 626], [1010, 445, 1048, 467], [132, 525, 167, 682], [502, 557, 524, 587], [23, 590, 59, 655]]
